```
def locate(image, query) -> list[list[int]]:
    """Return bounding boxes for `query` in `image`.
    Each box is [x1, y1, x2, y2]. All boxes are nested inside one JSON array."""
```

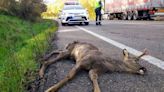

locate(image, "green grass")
[[0, 14, 58, 92]]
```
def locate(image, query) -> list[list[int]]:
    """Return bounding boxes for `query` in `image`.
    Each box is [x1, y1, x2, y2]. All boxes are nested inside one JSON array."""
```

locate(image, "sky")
[[44, 0, 80, 4], [44, 0, 56, 4]]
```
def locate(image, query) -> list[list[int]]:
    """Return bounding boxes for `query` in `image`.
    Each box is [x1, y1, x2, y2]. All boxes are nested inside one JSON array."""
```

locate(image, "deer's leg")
[[41, 50, 64, 61], [45, 64, 81, 92], [39, 51, 70, 78], [89, 69, 101, 92]]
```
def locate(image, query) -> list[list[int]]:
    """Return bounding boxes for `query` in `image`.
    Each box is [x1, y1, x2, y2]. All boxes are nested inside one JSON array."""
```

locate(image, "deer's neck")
[[104, 58, 129, 72]]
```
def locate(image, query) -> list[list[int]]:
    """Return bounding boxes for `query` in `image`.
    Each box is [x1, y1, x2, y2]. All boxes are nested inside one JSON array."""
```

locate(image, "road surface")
[[39, 20, 164, 92]]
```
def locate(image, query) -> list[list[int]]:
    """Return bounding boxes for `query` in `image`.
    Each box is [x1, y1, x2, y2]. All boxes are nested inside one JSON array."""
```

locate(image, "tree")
[[0, 0, 47, 21], [79, 0, 96, 19], [0, 0, 17, 15], [19, 0, 46, 21], [42, 0, 64, 18]]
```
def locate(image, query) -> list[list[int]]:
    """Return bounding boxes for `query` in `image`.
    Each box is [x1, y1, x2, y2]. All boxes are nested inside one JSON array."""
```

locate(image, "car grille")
[[66, 16, 87, 21], [69, 13, 81, 15]]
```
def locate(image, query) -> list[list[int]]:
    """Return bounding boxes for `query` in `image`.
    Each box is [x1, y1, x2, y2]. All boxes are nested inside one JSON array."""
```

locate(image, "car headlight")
[[62, 12, 66, 15], [62, 12, 69, 16]]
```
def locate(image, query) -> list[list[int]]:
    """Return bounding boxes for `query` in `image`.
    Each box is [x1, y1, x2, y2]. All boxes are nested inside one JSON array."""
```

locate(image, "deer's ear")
[[123, 49, 129, 58], [136, 48, 148, 59]]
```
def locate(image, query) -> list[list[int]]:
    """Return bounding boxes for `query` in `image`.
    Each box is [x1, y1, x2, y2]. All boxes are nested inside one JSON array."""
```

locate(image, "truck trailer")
[[104, 0, 164, 20]]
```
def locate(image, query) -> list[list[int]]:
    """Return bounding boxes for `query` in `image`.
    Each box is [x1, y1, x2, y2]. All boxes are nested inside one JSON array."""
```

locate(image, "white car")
[[60, 5, 89, 25]]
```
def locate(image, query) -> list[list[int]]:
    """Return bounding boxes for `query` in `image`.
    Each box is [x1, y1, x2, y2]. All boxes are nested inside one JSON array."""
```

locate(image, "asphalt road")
[[40, 20, 164, 92]]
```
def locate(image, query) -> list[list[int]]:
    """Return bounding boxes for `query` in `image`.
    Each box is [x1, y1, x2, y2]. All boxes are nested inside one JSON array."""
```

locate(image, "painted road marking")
[[58, 29, 79, 33], [76, 26, 164, 70], [103, 20, 164, 25], [107, 22, 164, 27]]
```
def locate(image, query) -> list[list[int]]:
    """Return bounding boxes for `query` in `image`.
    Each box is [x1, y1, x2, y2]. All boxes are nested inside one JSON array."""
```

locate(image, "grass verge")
[[0, 14, 58, 92]]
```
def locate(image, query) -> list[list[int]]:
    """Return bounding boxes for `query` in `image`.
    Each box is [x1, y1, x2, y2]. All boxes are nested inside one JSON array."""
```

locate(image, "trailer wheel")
[[133, 11, 138, 20], [109, 14, 114, 20], [127, 12, 133, 20], [122, 14, 127, 20], [121, 12, 127, 20], [107, 15, 111, 20]]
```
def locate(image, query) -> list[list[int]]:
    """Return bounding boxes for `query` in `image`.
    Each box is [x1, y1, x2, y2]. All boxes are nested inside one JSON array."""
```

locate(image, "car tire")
[[84, 22, 89, 25], [61, 23, 66, 26]]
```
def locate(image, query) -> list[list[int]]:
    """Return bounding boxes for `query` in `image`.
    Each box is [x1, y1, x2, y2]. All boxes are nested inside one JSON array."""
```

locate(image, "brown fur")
[[39, 41, 148, 92]]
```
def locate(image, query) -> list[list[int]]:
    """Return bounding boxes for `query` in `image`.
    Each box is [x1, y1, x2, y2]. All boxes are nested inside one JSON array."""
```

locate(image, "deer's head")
[[122, 49, 148, 75], [65, 41, 79, 51]]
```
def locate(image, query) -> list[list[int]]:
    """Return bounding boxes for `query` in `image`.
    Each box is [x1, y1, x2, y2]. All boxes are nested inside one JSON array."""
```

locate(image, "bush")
[[0, 0, 47, 21], [19, 0, 47, 21]]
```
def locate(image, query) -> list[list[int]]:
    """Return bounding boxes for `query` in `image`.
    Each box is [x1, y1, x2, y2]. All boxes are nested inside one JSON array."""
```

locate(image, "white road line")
[[111, 22, 164, 27], [58, 29, 79, 33], [76, 26, 164, 70], [102, 21, 164, 26], [107, 22, 149, 25]]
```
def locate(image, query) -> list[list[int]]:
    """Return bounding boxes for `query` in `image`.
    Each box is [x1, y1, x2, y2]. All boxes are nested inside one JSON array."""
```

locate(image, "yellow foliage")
[[42, 0, 97, 20], [79, 0, 96, 20], [42, 0, 64, 18]]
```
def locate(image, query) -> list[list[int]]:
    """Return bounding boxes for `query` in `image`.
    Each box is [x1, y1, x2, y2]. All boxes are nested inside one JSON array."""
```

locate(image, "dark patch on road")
[[110, 32, 121, 35]]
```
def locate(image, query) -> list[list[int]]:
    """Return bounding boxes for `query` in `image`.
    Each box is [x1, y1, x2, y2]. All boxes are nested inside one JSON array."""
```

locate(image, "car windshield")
[[63, 5, 84, 10], [64, 2, 79, 5]]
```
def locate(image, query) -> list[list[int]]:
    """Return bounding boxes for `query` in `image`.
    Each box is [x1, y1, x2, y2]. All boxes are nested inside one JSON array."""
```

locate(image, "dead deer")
[[39, 41, 148, 92]]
